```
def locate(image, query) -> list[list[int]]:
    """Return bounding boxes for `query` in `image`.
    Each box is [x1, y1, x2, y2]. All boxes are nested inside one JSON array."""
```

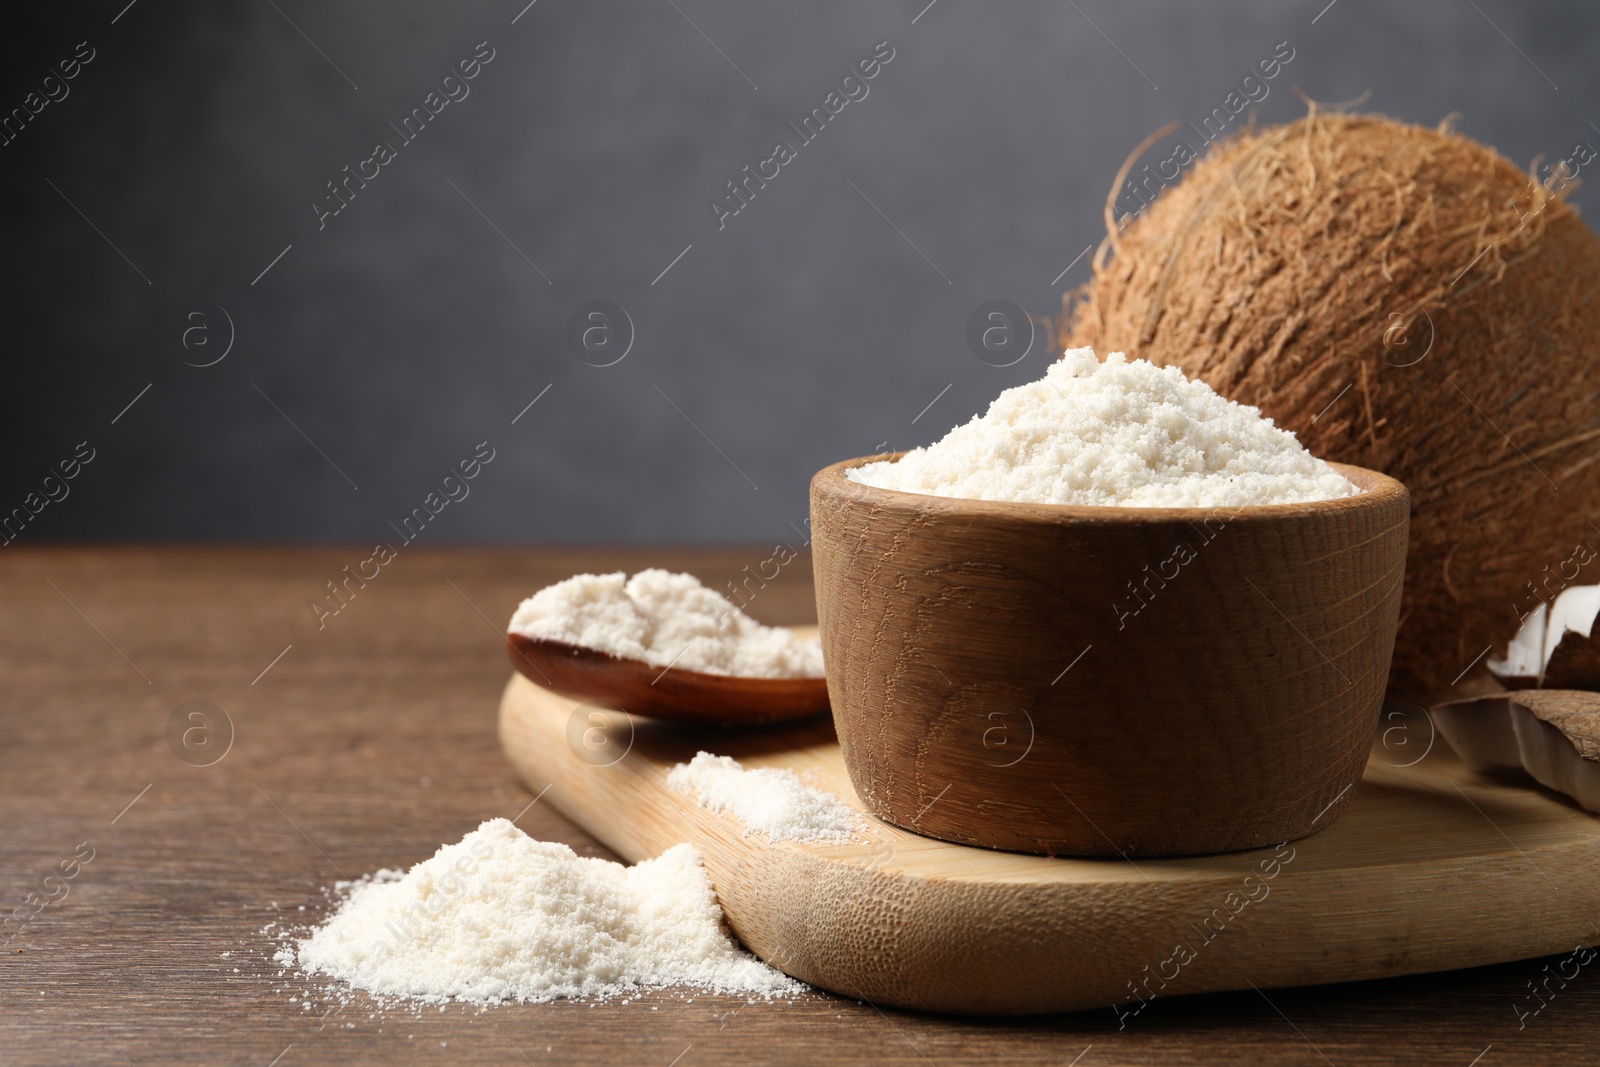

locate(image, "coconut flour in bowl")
[[848, 348, 1356, 507]]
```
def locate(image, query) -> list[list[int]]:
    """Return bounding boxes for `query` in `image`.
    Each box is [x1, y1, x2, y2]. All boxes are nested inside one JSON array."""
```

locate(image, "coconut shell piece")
[[1542, 631, 1600, 692], [1064, 112, 1600, 698], [1433, 690, 1600, 812], [1431, 693, 1523, 773], [1486, 585, 1600, 690]]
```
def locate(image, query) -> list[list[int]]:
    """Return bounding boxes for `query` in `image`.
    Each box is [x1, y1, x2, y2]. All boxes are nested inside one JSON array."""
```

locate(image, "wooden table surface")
[[2, 546, 1595, 1066]]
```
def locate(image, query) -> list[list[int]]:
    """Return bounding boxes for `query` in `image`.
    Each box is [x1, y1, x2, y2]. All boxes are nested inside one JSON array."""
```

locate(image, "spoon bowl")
[[506, 631, 830, 725]]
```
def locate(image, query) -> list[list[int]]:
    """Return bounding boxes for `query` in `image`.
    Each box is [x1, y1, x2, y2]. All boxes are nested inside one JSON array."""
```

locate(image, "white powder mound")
[[668, 752, 863, 843], [508, 569, 824, 678], [849, 348, 1358, 507], [292, 818, 801, 1005]]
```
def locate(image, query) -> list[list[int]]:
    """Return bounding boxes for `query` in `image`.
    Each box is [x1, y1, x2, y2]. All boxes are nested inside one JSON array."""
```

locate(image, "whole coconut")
[[1063, 111, 1600, 698]]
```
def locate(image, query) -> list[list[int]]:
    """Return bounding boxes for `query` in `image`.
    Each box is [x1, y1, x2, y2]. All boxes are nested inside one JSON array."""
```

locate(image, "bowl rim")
[[811, 454, 1409, 525]]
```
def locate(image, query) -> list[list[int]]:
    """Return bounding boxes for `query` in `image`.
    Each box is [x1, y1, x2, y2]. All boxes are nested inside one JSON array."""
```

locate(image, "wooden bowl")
[[810, 456, 1409, 856], [505, 633, 829, 725]]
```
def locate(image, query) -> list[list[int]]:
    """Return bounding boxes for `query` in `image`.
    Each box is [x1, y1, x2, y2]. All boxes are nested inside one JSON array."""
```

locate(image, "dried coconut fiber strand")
[[1063, 110, 1600, 697]]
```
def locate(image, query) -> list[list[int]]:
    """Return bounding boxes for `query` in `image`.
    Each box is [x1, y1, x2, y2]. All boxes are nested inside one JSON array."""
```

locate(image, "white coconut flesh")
[[1487, 585, 1600, 683]]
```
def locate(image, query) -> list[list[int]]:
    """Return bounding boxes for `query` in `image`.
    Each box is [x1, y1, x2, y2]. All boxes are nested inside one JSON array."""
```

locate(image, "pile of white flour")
[[849, 348, 1357, 507], [290, 819, 800, 1004], [668, 752, 862, 843], [509, 570, 823, 678]]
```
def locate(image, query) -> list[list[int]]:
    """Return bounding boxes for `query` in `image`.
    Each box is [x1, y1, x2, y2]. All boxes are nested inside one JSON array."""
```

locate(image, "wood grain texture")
[[505, 632, 829, 724], [809, 458, 1410, 855], [8, 546, 1600, 1066], [501, 669, 1600, 1015]]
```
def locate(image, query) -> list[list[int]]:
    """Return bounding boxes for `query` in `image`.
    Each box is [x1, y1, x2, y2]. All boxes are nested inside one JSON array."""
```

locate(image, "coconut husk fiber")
[[1062, 111, 1600, 699]]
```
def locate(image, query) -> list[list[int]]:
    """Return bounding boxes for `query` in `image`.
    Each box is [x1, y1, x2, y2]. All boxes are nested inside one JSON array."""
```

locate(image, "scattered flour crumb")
[[509, 569, 823, 678], [849, 347, 1357, 507], [668, 752, 863, 843], [286, 818, 801, 1005]]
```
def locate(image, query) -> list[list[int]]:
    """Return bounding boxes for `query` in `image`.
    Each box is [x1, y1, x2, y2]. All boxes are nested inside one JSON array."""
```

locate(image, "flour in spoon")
[[508, 569, 823, 678]]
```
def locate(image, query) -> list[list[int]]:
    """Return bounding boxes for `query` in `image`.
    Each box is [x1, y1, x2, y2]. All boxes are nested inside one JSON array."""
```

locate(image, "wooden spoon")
[[505, 632, 830, 725]]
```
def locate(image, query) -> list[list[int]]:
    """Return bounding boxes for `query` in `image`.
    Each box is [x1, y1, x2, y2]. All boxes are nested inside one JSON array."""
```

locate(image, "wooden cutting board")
[[498, 667, 1600, 1016]]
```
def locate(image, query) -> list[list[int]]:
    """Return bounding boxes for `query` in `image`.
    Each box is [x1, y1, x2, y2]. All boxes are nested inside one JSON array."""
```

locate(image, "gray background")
[[2, 0, 1595, 544]]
